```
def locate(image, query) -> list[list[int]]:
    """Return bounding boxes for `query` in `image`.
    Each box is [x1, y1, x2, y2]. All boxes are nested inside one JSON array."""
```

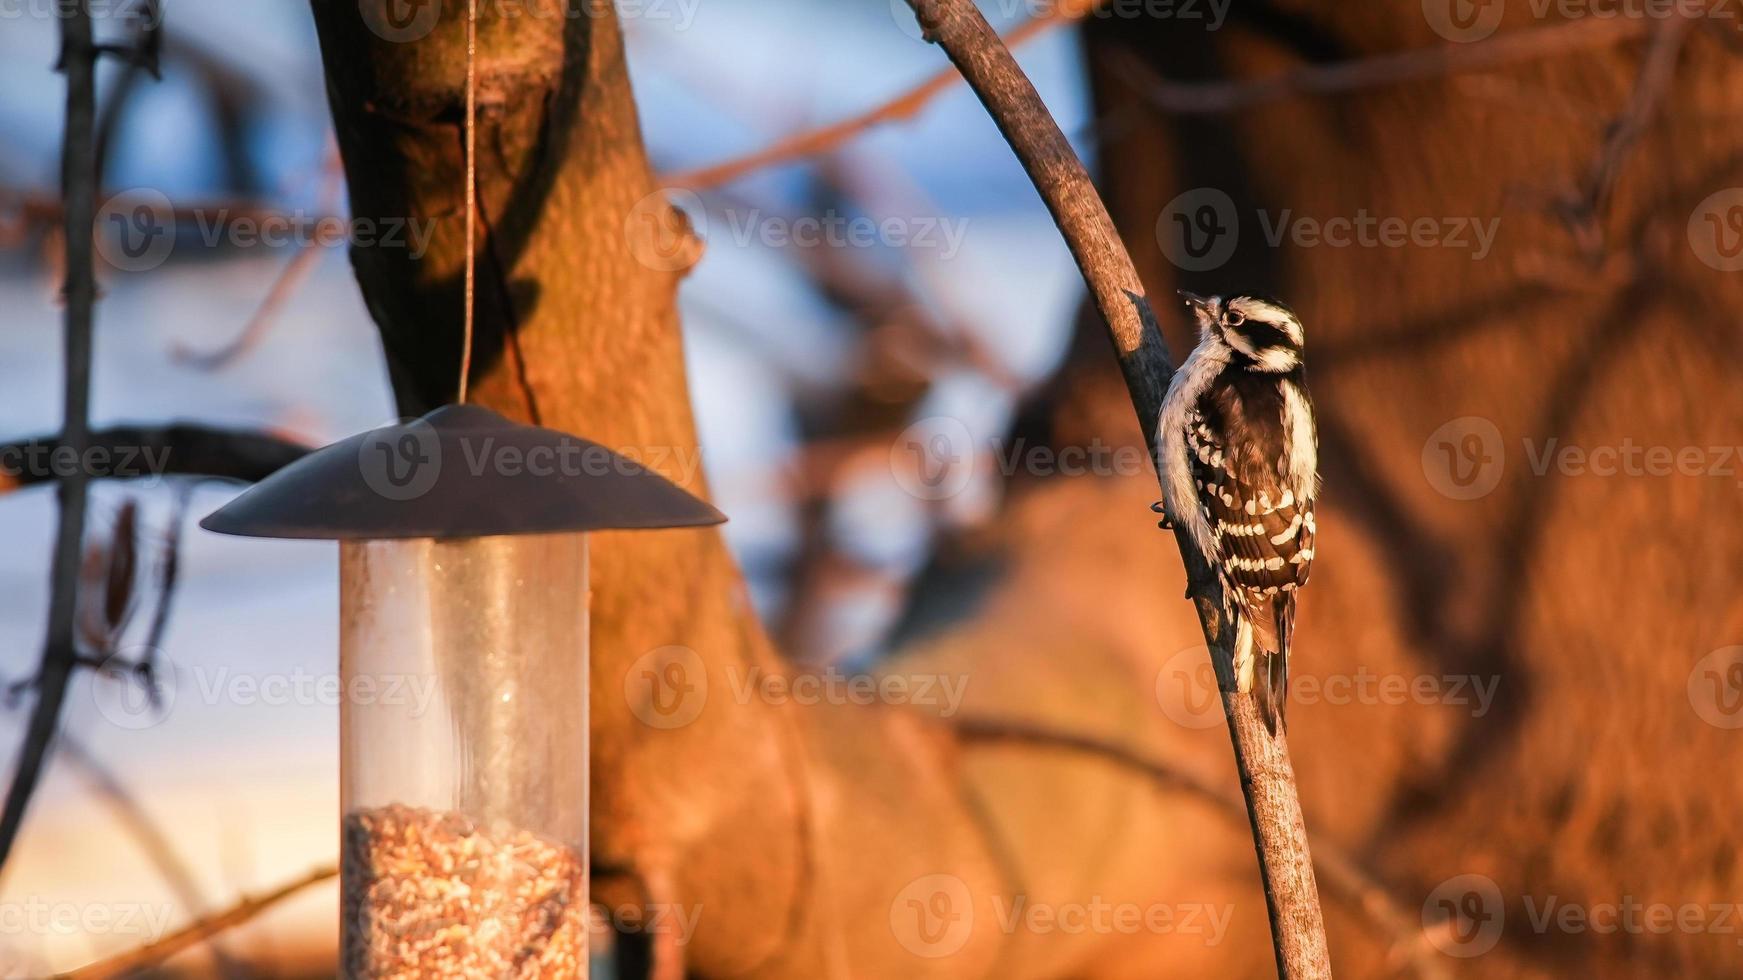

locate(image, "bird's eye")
[[1225, 311, 1246, 328]]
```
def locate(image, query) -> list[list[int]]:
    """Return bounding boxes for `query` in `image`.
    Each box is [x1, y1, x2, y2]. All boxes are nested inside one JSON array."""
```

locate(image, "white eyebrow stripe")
[[1227, 297, 1304, 345]]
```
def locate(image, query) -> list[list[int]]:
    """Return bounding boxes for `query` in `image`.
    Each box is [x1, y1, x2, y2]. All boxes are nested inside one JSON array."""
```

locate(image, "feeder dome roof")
[[200, 404, 726, 540]]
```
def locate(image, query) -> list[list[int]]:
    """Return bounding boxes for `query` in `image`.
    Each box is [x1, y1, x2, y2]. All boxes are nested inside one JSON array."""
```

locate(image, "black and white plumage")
[[1157, 292, 1319, 734]]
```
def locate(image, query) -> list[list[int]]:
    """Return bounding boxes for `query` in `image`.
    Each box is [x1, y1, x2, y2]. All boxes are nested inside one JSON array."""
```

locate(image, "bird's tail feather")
[[1255, 650, 1287, 735], [1238, 595, 1293, 735]]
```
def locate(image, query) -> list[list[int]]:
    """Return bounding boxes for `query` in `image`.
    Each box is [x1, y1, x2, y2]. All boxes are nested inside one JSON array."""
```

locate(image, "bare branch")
[[0, 424, 312, 494], [1558, 13, 1694, 258], [953, 720, 1449, 980], [58, 735, 249, 979], [57, 865, 338, 980], [0, 0, 101, 874], [901, 0, 1330, 974], [664, 0, 1103, 190], [1110, 16, 1650, 117]]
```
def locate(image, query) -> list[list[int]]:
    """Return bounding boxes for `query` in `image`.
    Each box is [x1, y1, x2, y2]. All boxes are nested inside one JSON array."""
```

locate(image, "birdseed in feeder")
[[341, 804, 589, 978]]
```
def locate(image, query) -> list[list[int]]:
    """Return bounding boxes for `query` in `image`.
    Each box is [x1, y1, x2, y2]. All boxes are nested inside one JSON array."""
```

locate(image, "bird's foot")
[[1150, 500, 1173, 531]]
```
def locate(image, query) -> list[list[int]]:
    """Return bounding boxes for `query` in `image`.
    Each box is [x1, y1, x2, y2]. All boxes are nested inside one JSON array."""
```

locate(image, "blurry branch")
[[173, 229, 323, 368], [665, 0, 1104, 190], [1110, 15, 1649, 116], [0, 188, 325, 250], [0, 0, 101, 874], [952, 720, 1448, 980], [93, 0, 163, 179], [1556, 13, 1693, 259], [174, 150, 345, 370], [59, 735, 248, 979], [58, 865, 338, 980], [0, 424, 311, 495], [141, 484, 193, 656], [901, 0, 1331, 975]]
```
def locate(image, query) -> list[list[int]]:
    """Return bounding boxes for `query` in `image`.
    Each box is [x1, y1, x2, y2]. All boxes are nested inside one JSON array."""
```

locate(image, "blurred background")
[[3, 0, 1742, 976]]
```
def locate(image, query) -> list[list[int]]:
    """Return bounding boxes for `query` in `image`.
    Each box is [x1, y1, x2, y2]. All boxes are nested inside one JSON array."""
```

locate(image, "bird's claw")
[[1150, 500, 1173, 530]]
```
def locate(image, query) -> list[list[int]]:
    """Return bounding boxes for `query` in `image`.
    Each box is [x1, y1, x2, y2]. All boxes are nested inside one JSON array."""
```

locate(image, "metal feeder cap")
[[199, 405, 726, 540]]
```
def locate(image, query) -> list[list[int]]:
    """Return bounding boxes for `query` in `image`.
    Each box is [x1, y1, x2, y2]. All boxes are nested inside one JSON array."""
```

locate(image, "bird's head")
[[1178, 290, 1304, 373]]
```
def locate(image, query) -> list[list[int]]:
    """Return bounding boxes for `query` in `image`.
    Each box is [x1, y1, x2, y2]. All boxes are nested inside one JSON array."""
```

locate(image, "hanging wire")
[[458, 0, 479, 403]]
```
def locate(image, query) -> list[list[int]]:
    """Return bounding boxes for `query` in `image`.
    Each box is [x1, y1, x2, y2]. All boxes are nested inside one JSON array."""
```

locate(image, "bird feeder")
[[201, 405, 723, 976]]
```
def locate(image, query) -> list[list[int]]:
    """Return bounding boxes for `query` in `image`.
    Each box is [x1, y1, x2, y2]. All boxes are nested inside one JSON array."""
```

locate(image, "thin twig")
[[901, 0, 1330, 974], [171, 151, 342, 371], [1558, 13, 1693, 258], [664, 0, 1103, 190], [57, 865, 338, 980], [953, 720, 1448, 980], [0, 0, 101, 875], [173, 242, 324, 369], [1111, 15, 1650, 116], [58, 734, 250, 978]]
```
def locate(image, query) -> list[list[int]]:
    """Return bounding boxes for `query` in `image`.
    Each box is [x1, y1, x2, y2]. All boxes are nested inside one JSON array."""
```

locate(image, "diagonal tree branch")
[[901, 0, 1331, 975], [1109, 15, 1648, 117], [0, 0, 101, 875], [953, 720, 1447, 980], [57, 865, 338, 980], [664, 0, 1103, 190]]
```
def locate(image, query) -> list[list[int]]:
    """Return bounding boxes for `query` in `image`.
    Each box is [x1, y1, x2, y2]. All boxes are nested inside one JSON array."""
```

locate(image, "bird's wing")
[[1187, 406, 1315, 599]]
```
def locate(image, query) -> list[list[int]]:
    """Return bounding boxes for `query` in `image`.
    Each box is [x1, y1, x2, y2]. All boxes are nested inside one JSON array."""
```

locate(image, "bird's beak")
[[1177, 290, 1215, 318]]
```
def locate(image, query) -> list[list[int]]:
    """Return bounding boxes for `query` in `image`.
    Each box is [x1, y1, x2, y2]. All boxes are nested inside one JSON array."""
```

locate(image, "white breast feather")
[[1280, 379, 1318, 502], [1158, 334, 1230, 561]]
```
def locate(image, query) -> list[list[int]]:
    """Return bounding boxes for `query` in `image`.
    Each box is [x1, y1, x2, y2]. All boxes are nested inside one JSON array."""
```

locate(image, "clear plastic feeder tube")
[[338, 533, 589, 977]]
